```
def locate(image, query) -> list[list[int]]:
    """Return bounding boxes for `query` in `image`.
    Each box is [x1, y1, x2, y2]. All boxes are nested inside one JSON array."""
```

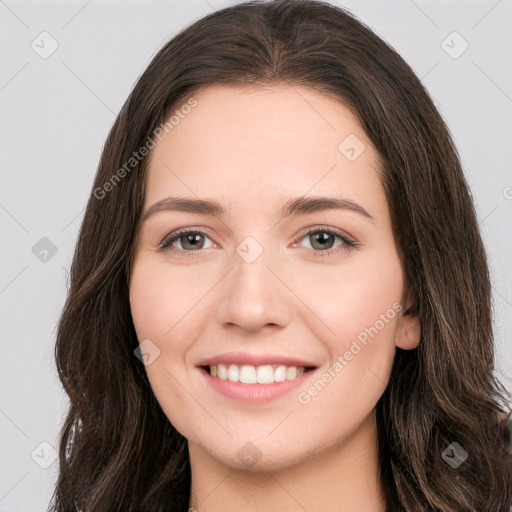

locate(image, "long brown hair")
[[49, 1, 512, 510]]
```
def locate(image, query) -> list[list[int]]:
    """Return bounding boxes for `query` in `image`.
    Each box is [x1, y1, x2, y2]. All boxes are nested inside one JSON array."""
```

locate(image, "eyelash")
[[158, 226, 360, 257]]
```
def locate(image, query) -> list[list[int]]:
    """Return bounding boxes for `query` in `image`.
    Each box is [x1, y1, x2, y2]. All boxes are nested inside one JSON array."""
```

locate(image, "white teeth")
[[239, 365, 256, 383], [228, 365, 239, 382], [256, 365, 274, 384], [207, 363, 308, 384], [217, 364, 228, 380], [273, 365, 287, 382], [286, 366, 298, 380]]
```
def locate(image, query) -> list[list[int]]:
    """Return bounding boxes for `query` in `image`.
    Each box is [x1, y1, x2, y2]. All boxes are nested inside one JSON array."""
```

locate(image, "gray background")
[[0, 0, 511, 510]]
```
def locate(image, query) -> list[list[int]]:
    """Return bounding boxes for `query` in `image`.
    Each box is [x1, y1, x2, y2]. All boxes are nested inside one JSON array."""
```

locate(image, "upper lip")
[[197, 351, 318, 368]]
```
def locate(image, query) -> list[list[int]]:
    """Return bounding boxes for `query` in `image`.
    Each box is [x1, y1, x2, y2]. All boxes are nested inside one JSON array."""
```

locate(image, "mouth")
[[199, 363, 317, 385]]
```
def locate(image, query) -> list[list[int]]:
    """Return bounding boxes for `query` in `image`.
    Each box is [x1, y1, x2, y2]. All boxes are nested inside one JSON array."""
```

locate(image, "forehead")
[[144, 84, 385, 218]]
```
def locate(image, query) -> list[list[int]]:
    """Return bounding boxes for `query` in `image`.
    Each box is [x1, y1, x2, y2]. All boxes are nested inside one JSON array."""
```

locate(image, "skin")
[[129, 84, 421, 512]]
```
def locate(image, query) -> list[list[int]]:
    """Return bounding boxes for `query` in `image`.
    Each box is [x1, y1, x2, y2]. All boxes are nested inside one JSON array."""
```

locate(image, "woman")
[[49, 1, 512, 510]]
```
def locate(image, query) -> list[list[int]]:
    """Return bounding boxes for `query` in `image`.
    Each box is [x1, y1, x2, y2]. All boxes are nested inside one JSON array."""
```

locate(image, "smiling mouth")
[[199, 364, 316, 384]]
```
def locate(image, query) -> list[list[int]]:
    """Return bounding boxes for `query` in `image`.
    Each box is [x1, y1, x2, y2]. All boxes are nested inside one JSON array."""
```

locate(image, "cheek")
[[293, 250, 403, 340], [291, 251, 402, 399], [129, 256, 206, 340], [128, 258, 196, 395], [129, 258, 204, 435], [129, 256, 219, 384], [129, 262, 165, 340]]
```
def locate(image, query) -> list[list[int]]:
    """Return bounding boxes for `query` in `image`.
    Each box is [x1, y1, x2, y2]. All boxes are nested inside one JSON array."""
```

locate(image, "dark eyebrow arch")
[[280, 196, 374, 222], [142, 195, 375, 223], [142, 197, 227, 220]]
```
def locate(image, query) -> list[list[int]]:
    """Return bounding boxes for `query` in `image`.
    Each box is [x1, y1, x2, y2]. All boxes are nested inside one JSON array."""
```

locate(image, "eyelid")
[[293, 225, 357, 243], [291, 225, 359, 252], [158, 226, 216, 251]]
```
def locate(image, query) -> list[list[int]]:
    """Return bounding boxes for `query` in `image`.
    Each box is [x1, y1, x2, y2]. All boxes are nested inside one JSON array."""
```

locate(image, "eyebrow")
[[141, 195, 375, 222]]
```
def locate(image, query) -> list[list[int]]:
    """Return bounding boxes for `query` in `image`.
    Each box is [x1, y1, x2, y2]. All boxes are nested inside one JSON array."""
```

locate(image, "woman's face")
[[129, 85, 420, 471]]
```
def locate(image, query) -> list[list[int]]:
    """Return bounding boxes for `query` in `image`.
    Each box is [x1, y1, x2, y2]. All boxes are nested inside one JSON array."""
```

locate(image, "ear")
[[395, 295, 421, 350]]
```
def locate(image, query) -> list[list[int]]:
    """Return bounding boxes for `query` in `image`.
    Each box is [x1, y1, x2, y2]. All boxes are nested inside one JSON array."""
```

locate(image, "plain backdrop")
[[0, 0, 511, 510]]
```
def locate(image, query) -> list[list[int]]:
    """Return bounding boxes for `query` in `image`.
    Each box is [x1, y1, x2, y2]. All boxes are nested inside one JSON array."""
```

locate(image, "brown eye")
[[177, 233, 206, 250], [296, 227, 358, 255], [159, 229, 213, 252], [308, 231, 337, 251]]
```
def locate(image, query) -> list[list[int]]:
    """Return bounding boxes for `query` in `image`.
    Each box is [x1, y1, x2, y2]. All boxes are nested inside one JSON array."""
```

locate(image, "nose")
[[215, 243, 293, 334]]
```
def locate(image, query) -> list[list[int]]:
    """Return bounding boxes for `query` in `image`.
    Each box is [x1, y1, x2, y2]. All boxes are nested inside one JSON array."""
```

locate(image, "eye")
[[158, 228, 215, 253], [293, 227, 359, 256]]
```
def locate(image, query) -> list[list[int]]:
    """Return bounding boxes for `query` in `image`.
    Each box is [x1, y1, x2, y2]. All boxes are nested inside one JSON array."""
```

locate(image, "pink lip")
[[196, 351, 318, 368], [198, 366, 317, 404]]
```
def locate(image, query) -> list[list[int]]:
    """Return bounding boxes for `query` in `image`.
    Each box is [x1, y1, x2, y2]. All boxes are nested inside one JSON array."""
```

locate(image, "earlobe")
[[396, 312, 421, 350]]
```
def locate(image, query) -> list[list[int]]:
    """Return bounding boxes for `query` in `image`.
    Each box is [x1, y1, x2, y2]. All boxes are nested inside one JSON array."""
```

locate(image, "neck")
[[187, 411, 386, 512]]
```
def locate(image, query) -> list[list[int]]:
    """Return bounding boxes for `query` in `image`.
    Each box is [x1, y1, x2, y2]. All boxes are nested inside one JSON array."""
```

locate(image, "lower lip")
[[198, 367, 317, 404]]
